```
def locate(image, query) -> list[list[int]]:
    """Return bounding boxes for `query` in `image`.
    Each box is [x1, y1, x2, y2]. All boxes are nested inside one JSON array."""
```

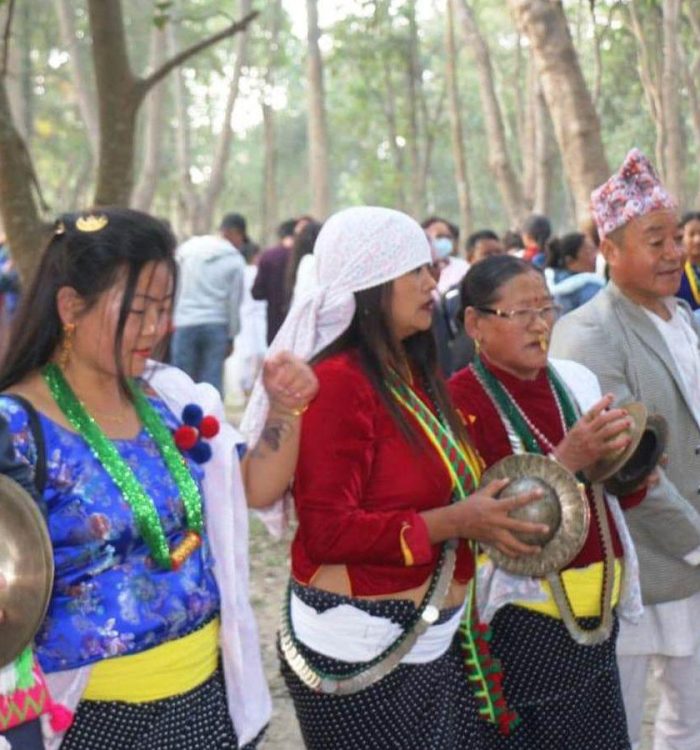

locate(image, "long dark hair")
[[458, 254, 537, 317], [313, 280, 468, 446], [545, 232, 586, 270], [0, 207, 177, 395], [283, 220, 323, 311]]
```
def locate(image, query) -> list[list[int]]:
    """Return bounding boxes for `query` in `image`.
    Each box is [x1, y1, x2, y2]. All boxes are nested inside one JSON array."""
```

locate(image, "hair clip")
[[54, 220, 66, 236], [75, 214, 108, 233]]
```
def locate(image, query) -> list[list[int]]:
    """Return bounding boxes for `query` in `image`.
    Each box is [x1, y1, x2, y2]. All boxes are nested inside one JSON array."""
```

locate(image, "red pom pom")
[[174, 425, 198, 451], [199, 415, 220, 439], [48, 701, 74, 732]]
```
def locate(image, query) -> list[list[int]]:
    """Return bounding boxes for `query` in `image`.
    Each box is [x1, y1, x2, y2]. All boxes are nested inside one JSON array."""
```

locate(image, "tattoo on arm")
[[250, 417, 293, 458]]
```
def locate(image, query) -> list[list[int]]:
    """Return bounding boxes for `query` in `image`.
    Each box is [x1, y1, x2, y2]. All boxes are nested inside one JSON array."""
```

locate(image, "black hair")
[[522, 214, 552, 251], [545, 232, 586, 270], [277, 218, 298, 240], [0, 207, 177, 396], [220, 212, 248, 241], [421, 216, 459, 242], [680, 211, 700, 228], [502, 229, 524, 251], [458, 254, 538, 319], [283, 220, 323, 312], [466, 229, 499, 255], [313, 281, 468, 447]]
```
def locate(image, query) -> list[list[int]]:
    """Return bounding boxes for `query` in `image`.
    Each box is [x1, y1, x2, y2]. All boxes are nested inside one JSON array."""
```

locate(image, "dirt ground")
[[247, 518, 659, 750]]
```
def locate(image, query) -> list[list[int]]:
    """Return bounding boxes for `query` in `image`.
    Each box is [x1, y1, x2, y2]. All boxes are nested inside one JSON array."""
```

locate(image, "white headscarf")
[[240, 206, 432, 445]]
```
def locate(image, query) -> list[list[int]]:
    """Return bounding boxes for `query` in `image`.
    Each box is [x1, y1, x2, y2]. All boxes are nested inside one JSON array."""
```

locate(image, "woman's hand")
[[262, 351, 318, 416], [552, 394, 632, 474], [423, 478, 549, 558]]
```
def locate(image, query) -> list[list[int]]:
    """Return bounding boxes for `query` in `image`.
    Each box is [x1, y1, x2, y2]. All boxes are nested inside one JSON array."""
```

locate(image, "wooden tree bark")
[[87, 0, 257, 207], [628, 2, 664, 175], [199, 0, 253, 233], [454, 0, 526, 227], [533, 82, 555, 216], [684, 4, 700, 205], [0, 2, 48, 282], [661, 0, 683, 204], [405, 0, 424, 218], [131, 25, 168, 212], [54, 0, 99, 157], [508, 0, 609, 222], [445, 0, 472, 238], [306, 0, 330, 219], [260, 0, 283, 245]]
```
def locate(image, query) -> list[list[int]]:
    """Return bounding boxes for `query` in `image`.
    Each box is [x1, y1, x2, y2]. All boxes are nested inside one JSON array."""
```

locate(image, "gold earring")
[[474, 339, 481, 354], [59, 323, 76, 370]]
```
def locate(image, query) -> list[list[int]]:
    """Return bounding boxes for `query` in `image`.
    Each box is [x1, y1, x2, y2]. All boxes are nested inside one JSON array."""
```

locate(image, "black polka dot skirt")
[[279, 584, 488, 750], [481, 605, 630, 750], [59, 667, 264, 750]]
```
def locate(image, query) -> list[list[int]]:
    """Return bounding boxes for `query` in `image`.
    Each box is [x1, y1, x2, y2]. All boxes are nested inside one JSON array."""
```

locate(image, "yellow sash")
[[83, 618, 220, 703]]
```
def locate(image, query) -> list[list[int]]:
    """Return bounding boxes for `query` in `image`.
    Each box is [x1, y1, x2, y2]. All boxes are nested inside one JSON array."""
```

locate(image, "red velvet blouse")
[[448, 359, 645, 570], [291, 350, 474, 595]]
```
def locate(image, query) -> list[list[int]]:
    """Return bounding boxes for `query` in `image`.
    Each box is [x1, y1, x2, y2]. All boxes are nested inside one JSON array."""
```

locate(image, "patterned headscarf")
[[240, 206, 432, 445], [590, 148, 677, 239]]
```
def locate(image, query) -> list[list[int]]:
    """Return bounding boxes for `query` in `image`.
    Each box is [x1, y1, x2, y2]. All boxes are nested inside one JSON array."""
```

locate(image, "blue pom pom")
[[182, 404, 203, 427], [189, 441, 212, 464]]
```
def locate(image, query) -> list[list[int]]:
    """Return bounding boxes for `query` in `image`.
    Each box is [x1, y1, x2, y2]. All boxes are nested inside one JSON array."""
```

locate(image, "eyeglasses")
[[475, 304, 562, 326]]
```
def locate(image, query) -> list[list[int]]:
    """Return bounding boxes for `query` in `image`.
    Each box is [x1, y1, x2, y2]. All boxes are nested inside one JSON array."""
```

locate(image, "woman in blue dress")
[[0, 208, 317, 750]]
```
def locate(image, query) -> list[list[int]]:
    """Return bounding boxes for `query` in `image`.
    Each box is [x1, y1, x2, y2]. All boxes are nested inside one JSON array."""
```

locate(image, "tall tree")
[[454, 0, 526, 227], [661, 0, 683, 204], [508, 0, 609, 222], [445, 0, 472, 238], [87, 0, 257, 207], [306, 0, 330, 219]]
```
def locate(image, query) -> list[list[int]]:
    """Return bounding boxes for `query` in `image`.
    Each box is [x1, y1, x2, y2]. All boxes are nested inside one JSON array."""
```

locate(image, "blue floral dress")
[[0, 393, 220, 675]]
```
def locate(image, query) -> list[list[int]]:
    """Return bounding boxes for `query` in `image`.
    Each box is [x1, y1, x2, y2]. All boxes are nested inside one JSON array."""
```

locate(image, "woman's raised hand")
[[262, 351, 319, 416], [552, 394, 632, 474]]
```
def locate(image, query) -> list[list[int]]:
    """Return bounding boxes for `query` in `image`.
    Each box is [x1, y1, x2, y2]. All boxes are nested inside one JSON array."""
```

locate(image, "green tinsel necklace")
[[43, 362, 203, 570]]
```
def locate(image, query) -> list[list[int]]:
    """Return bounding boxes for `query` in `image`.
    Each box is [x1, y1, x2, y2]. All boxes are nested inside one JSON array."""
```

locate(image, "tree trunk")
[[661, 0, 683, 204], [445, 0, 472, 238], [454, 0, 525, 227], [508, 0, 609, 222], [520, 55, 537, 209], [405, 0, 424, 218], [131, 25, 168, 212], [87, 0, 141, 206], [199, 0, 253, 233], [260, 0, 283, 246], [306, 0, 330, 219], [0, 79, 48, 283], [533, 82, 555, 216], [54, 0, 99, 157], [5, 2, 31, 142]]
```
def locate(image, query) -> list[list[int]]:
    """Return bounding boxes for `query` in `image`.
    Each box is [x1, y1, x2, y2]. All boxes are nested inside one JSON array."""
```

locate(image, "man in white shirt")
[[551, 149, 700, 750]]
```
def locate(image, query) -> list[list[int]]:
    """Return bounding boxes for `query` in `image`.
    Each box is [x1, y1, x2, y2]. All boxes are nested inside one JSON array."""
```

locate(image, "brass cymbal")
[[0, 474, 54, 668], [480, 454, 590, 577]]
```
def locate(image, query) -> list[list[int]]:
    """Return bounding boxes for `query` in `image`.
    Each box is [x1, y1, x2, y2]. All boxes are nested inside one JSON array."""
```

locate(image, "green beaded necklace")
[[43, 362, 203, 570]]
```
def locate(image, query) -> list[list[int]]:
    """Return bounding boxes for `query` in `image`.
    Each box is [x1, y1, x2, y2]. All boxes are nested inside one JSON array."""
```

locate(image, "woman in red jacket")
[[448, 255, 646, 749], [243, 207, 547, 749]]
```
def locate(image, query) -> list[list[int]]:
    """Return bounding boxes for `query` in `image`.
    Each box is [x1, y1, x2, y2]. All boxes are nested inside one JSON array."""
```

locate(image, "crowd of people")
[[0, 146, 699, 750]]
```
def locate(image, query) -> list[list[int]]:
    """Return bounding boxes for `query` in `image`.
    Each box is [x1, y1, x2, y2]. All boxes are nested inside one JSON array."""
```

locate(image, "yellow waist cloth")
[[513, 560, 623, 619], [83, 618, 220, 703]]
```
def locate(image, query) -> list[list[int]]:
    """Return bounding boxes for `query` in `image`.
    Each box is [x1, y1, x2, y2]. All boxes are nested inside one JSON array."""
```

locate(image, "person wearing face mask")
[[677, 211, 700, 311], [421, 216, 469, 295], [551, 149, 700, 750]]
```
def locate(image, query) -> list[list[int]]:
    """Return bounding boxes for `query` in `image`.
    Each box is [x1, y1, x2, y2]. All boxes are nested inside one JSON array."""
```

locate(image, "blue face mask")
[[432, 236, 454, 260]]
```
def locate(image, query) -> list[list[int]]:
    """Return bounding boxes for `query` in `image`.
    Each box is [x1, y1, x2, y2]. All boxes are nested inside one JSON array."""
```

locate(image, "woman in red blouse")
[[250, 208, 547, 749], [448, 255, 646, 749]]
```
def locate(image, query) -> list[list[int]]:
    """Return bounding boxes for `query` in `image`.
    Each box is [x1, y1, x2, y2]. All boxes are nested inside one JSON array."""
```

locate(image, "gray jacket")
[[550, 281, 700, 605]]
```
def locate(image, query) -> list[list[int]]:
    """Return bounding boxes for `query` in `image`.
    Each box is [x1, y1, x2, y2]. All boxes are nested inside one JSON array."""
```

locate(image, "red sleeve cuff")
[[399, 515, 433, 566], [618, 486, 647, 510]]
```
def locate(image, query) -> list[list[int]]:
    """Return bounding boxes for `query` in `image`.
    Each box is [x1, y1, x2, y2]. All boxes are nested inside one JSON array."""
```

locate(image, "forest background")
[[0, 0, 696, 281]]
